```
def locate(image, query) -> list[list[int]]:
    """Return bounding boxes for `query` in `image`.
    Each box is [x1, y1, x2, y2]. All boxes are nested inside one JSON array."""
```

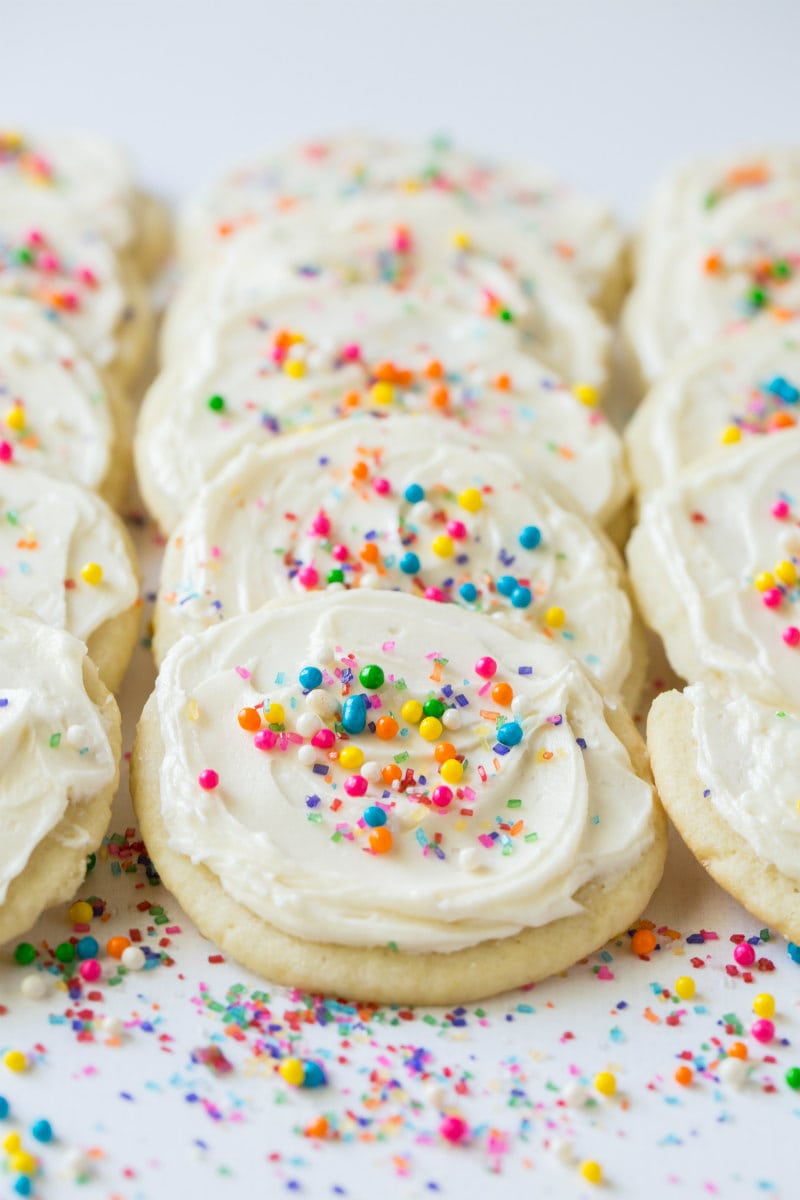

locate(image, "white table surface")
[[2, 3, 800, 1197]]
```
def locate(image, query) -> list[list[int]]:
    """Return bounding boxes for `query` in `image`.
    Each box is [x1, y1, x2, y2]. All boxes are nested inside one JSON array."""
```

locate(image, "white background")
[[4, 0, 800, 219]]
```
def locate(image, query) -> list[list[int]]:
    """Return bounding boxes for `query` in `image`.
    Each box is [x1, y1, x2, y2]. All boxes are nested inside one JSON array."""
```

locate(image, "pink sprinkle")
[[344, 774, 368, 797], [235, 666, 250, 679], [297, 565, 319, 589], [210, 546, 222, 559], [783, 626, 800, 647], [341, 343, 361, 361], [310, 510, 331, 537], [733, 942, 756, 966], [475, 656, 497, 679], [312, 729, 335, 749], [424, 586, 447, 603], [26, 229, 44, 247], [254, 729, 278, 751], [198, 769, 219, 790], [446, 519, 468, 540], [79, 959, 102, 983], [762, 587, 783, 608], [381, 641, 396, 653], [373, 477, 391, 495], [751, 1018, 775, 1043], [60, 291, 80, 311], [772, 500, 790, 519], [0, 442, 12, 463], [393, 228, 412, 253], [38, 252, 60, 272], [438, 1114, 469, 1144], [76, 266, 97, 287], [478, 833, 494, 847]]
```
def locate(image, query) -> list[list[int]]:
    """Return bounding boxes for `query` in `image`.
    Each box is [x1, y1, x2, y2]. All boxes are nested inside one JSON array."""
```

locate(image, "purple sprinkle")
[[455, 694, 469, 707], [703, 789, 711, 798], [312, 764, 328, 776], [0, 698, 7, 707], [493, 743, 511, 756], [418, 775, 427, 785], [441, 684, 453, 698], [686, 933, 705, 944], [576, 737, 587, 749], [518, 666, 533, 675], [306, 795, 321, 807]]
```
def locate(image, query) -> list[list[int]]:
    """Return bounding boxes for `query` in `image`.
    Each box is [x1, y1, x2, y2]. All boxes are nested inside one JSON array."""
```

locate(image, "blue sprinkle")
[[0, 1096, 8, 1118], [305, 795, 321, 808], [788, 942, 800, 964]]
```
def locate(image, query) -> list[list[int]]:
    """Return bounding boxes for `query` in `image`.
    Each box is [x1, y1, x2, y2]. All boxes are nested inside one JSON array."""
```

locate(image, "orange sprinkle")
[[352, 460, 369, 480], [344, 390, 361, 408], [304, 1117, 329, 1139], [493, 373, 512, 391], [726, 163, 769, 187], [704, 252, 723, 275], [425, 359, 444, 379], [509, 820, 524, 836], [767, 411, 796, 430], [429, 660, 443, 683], [360, 542, 379, 564], [643, 1007, 660, 1024], [430, 385, 450, 409]]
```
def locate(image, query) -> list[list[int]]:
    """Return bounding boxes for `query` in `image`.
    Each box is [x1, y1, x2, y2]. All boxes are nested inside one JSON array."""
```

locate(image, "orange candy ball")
[[728, 1042, 748, 1060], [369, 827, 393, 854], [631, 928, 657, 956], [674, 1065, 693, 1087], [375, 716, 399, 740], [360, 542, 380, 564], [238, 707, 261, 732], [106, 936, 131, 959], [352, 461, 369, 480], [434, 741, 457, 764], [491, 682, 514, 706], [382, 763, 402, 786]]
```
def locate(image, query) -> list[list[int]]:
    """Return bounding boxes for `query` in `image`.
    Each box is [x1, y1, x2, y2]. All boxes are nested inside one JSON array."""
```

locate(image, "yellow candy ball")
[[68, 900, 94, 925], [279, 1057, 305, 1087], [720, 425, 742, 445], [284, 359, 306, 379], [755, 572, 775, 592], [5, 405, 25, 431], [775, 560, 798, 586], [451, 230, 471, 250], [593, 1070, 616, 1097], [545, 606, 566, 628], [580, 1160, 603, 1185], [674, 976, 695, 1000], [457, 488, 483, 513], [440, 758, 463, 784], [419, 716, 443, 742], [338, 745, 364, 771], [431, 535, 454, 558], [2, 1131, 21, 1152], [572, 383, 598, 407], [80, 562, 103, 586], [753, 993, 775, 1019], [3, 1050, 27, 1073], [401, 700, 423, 725], [264, 702, 285, 725], [371, 381, 395, 406], [11, 1151, 36, 1175]]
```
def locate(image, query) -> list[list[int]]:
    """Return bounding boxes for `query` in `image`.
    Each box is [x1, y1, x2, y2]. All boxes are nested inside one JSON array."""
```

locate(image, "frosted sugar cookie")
[[131, 590, 666, 1004], [0, 596, 120, 945], [622, 186, 800, 388], [163, 190, 610, 390], [177, 133, 627, 314], [0, 297, 132, 508], [627, 429, 800, 709], [155, 415, 644, 705], [625, 318, 800, 496], [648, 684, 800, 943], [636, 148, 800, 273], [137, 285, 628, 536], [0, 215, 152, 387], [0, 460, 140, 692], [0, 128, 170, 276]]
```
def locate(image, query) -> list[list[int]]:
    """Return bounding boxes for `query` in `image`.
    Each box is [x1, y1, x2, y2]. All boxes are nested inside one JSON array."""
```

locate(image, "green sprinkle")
[[49, 733, 61, 748], [524, 831, 539, 843], [507, 798, 522, 809], [208, 394, 225, 412], [387, 941, 399, 953], [393, 751, 409, 764], [307, 812, 323, 824]]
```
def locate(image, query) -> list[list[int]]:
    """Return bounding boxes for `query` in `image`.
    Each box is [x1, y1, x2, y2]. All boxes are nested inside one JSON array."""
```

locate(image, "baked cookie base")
[[131, 695, 667, 1006], [648, 689, 800, 942]]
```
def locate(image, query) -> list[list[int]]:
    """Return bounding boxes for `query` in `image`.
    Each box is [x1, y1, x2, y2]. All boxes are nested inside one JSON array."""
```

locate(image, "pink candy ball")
[[297, 566, 319, 589], [751, 1019, 775, 1044], [733, 942, 756, 966], [79, 959, 102, 983], [439, 1114, 469, 1144], [762, 588, 783, 609], [431, 786, 453, 808], [311, 728, 336, 750], [475, 656, 497, 679], [197, 769, 219, 790], [783, 626, 800, 647], [254, 729, 278, 752], [344, 774, 368, 797]]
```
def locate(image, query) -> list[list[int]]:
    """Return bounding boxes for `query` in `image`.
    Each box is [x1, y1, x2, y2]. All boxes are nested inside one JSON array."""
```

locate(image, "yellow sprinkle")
[[80, 562, 103, 586], [288, 331, 305, 345], [5, 404, 25, 431], [401, 700, 423, 725], [451, 230, 471, 250], [545, 606, 565, 628], [338, 745, 364, 770], [278, 1057, 305, 1086], [594, 1070, 616, 1096], [10, 1151, 36, 1175], [264, 702, 285, 725], [674, 975, 695, 1000], [572, 383, 598, 407], [68, 900, 93, 925], [284, 359, 306, 379], [185, 699, 200, 722], [720, 424, 741, 445], [440, 758, 463, 784], [370, 381, 394, 406], [458, 488, 483, 513], [775, 560, 798, 586], [580, 1160, 603, 1185], [419, 716, 443, 742], [431, 535, 454, 558], [755, 572, 776, 592], [2, 1131, 21, 1152], [3, 1050, 27, 1073], [753, 992, 775, 1018]]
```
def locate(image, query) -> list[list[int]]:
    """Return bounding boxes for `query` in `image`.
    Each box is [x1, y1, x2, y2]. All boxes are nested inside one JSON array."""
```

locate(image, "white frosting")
[[624, 186, 800, 384], [177, 132, 625, 307], [0, 461, 138, 642], [626, 317, 800, 492], [154, 590, 655, 952], [0, 598, 117, 903], [0, 129, 139, 255], [631, 429, 800, 709], [0, 297, 118, 492], [689, 682, 800, 882], [138, 284, 628, 533], [158, 416, 633, 695], [637, 148, 800, 273], [165, 190, 610, 389], [0, 212, 138, 371]]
